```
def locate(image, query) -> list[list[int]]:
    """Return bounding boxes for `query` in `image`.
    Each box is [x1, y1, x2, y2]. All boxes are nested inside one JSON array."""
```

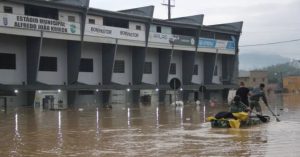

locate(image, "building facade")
[[238, 70, 268, 88], [0, 0, 243, 108], [283, 76, 300, 93]]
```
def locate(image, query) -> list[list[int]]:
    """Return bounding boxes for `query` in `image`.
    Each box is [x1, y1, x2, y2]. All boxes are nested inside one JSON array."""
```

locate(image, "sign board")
[[198, 37, 235, 50], [0, 13, 80, 35], [169, 78, 181, 90], [149, 32, 195, 46], [85, 24, 145, 41]]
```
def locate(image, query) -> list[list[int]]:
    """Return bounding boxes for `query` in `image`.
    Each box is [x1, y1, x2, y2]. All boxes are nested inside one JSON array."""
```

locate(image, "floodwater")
[[0, 94, 300, 157]]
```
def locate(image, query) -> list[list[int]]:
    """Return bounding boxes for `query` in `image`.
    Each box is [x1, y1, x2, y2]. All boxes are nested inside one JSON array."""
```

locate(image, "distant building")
[[283, 76, 300, 93], [238, 70, 268, 88], [290, 60, 300, 69]]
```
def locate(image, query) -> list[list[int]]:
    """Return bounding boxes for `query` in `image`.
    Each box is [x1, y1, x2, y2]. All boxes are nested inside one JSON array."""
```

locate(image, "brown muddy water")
[[0, 94, 300, 157]]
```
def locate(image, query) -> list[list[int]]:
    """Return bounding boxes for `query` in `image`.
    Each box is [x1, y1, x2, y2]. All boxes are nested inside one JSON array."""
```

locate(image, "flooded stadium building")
[[0, 0, 243, 108]]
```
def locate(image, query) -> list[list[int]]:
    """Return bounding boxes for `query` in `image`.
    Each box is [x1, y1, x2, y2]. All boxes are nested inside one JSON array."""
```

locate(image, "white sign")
[[148, 32, 174, 44], [0, 13, 80, 35], [149, 32, 195, 46], [85, 24, 145, 41]]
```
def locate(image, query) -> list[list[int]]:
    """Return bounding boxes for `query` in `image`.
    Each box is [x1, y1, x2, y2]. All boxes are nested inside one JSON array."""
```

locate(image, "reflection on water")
[[0, 94, 300, 156]]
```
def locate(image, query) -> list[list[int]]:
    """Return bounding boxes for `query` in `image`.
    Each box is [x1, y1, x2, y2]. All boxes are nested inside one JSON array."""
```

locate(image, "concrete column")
[[26, 37, 41, 85], [182, 51, 196, 85], [102, 90, 111, 106], [67, 91, 76, 108], [132, 90, 140, 104], [102, 44, 117, 84], [67, 41, 82, 84], [203, 53, 215, 84]]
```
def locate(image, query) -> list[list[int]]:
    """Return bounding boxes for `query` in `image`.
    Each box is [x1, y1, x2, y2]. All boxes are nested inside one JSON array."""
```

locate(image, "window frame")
[[39, 56, 57, 72], [113, 60, 125, 73], [4, 6, 13, 13], [0, 53, 16, 70], [169, 63, 176, 75], [144, 62, 152, 74]]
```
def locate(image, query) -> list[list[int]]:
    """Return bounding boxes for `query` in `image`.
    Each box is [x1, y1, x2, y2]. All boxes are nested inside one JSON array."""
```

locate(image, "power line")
[[240, 38, 300, 47]]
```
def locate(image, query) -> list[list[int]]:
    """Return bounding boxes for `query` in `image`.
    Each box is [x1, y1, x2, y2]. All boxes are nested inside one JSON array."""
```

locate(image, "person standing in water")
[[236, 81, 250, 106]]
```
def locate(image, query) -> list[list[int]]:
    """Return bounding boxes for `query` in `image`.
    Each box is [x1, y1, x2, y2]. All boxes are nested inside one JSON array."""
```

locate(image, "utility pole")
[[162, 0, 175, 19]]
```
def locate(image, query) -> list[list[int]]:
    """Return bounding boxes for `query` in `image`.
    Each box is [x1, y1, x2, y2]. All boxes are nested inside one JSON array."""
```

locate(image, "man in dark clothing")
[[236, 82, 250, 106], [249, 83, 269, 115]]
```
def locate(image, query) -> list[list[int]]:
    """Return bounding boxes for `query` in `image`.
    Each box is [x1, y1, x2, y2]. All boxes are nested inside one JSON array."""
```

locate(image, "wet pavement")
[[0, 93, 300, 157]]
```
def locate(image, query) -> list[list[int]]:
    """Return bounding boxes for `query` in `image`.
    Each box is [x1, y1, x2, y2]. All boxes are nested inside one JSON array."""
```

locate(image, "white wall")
[[78, 43, 102, 85], [129, 22, 145, 31], [58, 10, 81, 23], [168, 51, 182, 82], [86, 15, 103, 25], [212, 55, 223, 84], [192, 52, 204, 84], [142, 48, 159, 85], [0, 34, 26, 84], [0, 2, 24, 14], [111, 46, 132, 85], [37, 39, 67, 85]]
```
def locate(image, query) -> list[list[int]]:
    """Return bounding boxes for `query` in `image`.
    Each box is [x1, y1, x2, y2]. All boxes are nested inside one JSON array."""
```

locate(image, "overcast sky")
[[90, 0, 300, 59]]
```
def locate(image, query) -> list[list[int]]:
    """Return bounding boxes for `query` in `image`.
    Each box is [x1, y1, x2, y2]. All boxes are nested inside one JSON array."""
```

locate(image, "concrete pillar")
[[204, 53, 215, 84], [182, 51, 196, 85], [102, 44, 117, 84], [67, 41, 82, 84], [26, 37, 41, 85]]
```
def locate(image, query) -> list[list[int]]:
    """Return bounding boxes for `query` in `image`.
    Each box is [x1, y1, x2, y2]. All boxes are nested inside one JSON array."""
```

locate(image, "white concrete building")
[[0, 0, 243, 108]]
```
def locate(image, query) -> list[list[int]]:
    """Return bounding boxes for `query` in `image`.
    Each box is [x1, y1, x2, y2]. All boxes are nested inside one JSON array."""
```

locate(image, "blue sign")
[[198, 38, 216, 48], [226, 41, 235, 50]]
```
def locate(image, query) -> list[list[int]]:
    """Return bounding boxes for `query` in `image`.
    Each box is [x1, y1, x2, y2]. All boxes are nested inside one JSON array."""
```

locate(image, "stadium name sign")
[[0, 13, 80, 34]]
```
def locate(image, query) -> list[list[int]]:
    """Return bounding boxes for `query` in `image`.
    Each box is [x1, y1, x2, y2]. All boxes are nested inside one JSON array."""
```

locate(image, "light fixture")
[[126, 88, 131, 92], [155, 88, 159, 92], [14, 89, 19, 94], [38, 90, 41, 94], [96, 89, 99, 92], [58, 89, 61, 93], [180, 88, 183, 91]]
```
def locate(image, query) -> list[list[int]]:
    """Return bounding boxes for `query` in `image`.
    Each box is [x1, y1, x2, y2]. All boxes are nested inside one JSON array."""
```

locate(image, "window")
[[136, 25, 141, 30], [80, 58, 93, 72], [39, 56, 57, 71], [213, 66, 218, 76], [156, 26, 161, 33], [68, 16, 75, 22], [0, 53, 16, 69], [88, 18, 95, 24], [78, 90, 94, 95], [103, 17, 129, 28], [144, 62, 152, 74], [25, 4, 58, 20], [169, 63, 176, 74], [200, 31, 215, 38], [114, 60, 125, 73], [193, 64, 198, 75], [4, 6, 13, 13]]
